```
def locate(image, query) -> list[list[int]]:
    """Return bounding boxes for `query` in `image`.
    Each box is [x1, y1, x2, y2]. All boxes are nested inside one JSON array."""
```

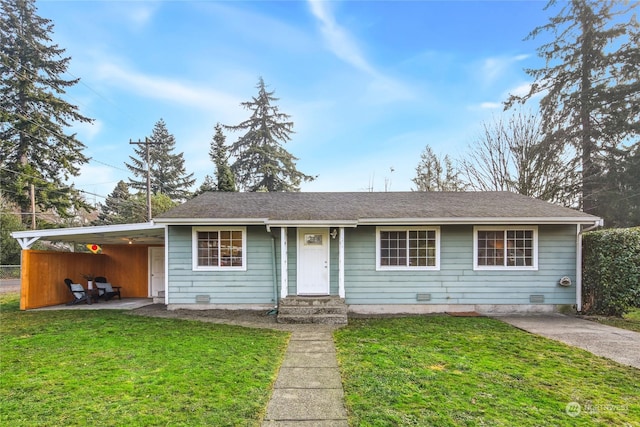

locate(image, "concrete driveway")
[[496, 313, 640, 369]]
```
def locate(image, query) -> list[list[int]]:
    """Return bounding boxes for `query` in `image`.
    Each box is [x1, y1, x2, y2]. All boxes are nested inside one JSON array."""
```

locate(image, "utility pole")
[[129, 137, 161, 222]]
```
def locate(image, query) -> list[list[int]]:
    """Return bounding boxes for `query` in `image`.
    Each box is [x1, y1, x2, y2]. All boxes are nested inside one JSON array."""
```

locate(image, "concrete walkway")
[[496, 313, 640, 369], [262, 329, 348, 426]]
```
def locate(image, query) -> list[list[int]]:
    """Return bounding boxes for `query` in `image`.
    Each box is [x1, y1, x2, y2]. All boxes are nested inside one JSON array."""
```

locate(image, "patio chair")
[[94, 276, 122, 301], [64, 278, 90, 305]]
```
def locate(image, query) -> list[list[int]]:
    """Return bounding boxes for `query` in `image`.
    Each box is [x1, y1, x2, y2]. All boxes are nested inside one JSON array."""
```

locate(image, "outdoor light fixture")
[[330, 229, 338, 239]]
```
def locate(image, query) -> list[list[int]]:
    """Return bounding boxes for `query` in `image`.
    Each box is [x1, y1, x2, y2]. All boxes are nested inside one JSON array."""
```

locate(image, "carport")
[[11, 223, 165, 310]]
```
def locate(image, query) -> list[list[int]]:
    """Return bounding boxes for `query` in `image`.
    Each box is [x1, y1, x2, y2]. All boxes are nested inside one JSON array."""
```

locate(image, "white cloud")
[[308, 0, 375, 75], [94, 61, 244, 114], [508, 82, 533, 98], [307, 0, 414, 102], [68, 119, 103, 142], [479, 102, 502, 110], [481, 54, 532, 85]]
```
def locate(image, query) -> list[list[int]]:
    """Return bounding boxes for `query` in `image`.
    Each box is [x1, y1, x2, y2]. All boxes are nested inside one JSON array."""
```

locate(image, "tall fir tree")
[[210, 123, 236, 192], [125, 119, 195, 202], [0, 0, 92, 227], [225, 77, 315, 192], [94, 180, 137, 225], [506, 0, 640, 215]]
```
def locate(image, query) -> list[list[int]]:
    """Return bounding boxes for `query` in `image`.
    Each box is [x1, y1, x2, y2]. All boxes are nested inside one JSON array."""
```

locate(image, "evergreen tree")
[[506, 0, 640, 214], [0, 0, 92, 227], [0, 196, 23, 264], [412, 145, 466, 192], [94, 180, 138, 225], [595, 142, 640, 227], [194, 174, 216, 196], [210, 123, 236, 192], [225, 77, 315, 192], [125, 119, 195, 202]]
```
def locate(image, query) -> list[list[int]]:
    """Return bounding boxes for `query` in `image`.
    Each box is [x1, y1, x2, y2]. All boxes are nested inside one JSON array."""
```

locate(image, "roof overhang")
[[155, 216, 603, 228], [11, 222, 166, 249], [357, 217, 605, 226]]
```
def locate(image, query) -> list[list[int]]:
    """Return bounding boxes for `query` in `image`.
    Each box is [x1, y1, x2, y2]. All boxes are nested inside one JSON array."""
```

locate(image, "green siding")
[[343, 225, 577, 305], [167, 225, 277, 305], [167, 224, 578, 306]]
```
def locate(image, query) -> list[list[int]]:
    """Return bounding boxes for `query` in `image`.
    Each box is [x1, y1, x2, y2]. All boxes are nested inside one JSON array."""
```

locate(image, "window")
[[376, 227, 440, 270], [474, 226, 537, 270], [192, 227, 246, 271]]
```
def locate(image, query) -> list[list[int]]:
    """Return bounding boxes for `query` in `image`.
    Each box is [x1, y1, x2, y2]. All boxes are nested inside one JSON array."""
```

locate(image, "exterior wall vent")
[[416, 293, 431, 301], [195, 295, 211, 303], [529, 295, 545, 304]]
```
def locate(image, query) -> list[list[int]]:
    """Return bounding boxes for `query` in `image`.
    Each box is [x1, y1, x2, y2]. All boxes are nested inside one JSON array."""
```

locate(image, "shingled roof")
[[155, 192, 601, 226]]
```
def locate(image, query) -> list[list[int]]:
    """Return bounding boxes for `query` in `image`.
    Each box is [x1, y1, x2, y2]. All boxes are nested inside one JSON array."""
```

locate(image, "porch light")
[[330, 229, 338, 239]]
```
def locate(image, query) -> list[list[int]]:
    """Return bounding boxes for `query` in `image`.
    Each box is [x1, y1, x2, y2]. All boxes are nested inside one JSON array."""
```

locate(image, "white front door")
[[149, 247, 165, 297], [297, 228, 330, 295]]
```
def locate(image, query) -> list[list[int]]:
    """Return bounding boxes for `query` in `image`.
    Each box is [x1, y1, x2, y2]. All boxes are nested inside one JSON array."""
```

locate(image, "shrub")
[[582, 227, 640, 316]]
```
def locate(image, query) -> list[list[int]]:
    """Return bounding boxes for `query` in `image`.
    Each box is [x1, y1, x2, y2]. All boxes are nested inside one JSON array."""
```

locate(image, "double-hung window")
[[192, 227, 246, 271], [376, 227, 440, 270], [474, 226, 537, 270]]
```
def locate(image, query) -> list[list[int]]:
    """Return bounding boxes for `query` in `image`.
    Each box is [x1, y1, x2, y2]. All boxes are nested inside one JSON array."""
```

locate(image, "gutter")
[[576, 219, 604, 311]]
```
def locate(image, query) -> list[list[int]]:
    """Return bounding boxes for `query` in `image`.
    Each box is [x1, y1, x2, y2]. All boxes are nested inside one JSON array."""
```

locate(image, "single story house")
[[152, 191, 602, 316]]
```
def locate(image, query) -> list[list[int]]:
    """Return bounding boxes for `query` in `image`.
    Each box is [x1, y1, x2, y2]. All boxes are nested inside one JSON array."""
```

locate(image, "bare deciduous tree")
[[461, 112, 579, 207]]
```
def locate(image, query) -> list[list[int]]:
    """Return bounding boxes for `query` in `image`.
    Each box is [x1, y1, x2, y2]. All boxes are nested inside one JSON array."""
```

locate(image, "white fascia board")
[[357, 217, 603, 225], [266, 220, 359, 228], [11, 222, 165, 239], [153, 218, 269, 225]]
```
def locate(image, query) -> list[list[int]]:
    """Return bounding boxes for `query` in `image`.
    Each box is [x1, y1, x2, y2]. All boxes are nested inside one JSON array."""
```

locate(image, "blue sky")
[[37, 0, 553, 202]]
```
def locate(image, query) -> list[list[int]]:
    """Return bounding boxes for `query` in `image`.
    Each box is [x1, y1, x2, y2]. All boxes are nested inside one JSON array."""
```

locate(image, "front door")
[[297, 228, 330, 295], [149, 247, 165, 297]]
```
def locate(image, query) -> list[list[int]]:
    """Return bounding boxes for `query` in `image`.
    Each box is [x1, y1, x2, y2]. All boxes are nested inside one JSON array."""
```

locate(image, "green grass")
[[0, 292, 289, 426], [587, 307, 640, 332], [335, 316, 640, 426]]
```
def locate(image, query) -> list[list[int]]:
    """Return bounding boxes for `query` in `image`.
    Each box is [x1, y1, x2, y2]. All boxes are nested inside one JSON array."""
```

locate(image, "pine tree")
[[94, 180, 138, 225], [125, 119, 195, 202], [506, 0, 640, 214], [412, 145, 466, 192], [210, 123, 236, 192], [225, 77, 315, 192], [0, 0, 93, 227], [194, 175, 216, 196]]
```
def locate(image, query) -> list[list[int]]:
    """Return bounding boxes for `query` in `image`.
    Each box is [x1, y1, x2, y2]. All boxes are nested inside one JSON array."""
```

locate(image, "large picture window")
[[376, 227, 440, 270], [192, 227, 246, 271], [474, 226, 538, 270]]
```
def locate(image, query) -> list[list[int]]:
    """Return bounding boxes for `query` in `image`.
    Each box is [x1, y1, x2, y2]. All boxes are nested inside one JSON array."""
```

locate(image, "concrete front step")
[[278, 296, 348, 324]]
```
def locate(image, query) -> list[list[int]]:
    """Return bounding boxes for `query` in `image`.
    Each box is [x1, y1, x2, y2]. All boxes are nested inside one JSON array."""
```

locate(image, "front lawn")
[[0, 293, 289, 426], [335, 316, 640, 426]]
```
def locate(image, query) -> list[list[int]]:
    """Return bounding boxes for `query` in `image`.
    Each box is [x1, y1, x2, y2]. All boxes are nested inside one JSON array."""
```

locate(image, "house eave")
[[153, 218, 269, 225], [357, 217, 603, 225]]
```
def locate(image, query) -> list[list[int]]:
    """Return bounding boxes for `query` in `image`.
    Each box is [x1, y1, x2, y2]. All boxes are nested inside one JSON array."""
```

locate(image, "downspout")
[[267, 230, 279, 315], [576, 219, 604, 311]]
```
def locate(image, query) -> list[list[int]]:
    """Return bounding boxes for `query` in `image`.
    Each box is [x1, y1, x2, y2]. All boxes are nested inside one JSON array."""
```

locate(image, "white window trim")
[[192, 226, 247, 272], [376, 226, 440, 271], [473, 226, 538, 271]]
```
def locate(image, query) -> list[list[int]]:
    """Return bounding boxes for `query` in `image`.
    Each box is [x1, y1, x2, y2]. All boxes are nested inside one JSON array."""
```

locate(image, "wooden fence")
[[20, 245, 157, 310]]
